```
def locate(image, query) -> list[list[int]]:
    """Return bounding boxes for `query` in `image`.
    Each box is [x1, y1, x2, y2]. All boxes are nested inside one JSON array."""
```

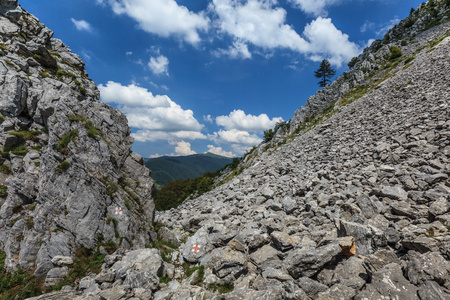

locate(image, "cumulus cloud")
[[288, 0, 339, 17], [303, 17, 360, 66], [173, 141, 197, 156], [214, 40, 252, 59], [71, 18, 93, 32], [211, 0, 309, 52], [132, 130, 206, 142], [210, 129, 262, 146], [206, 145, 235, 158], [216, 109, 283, 133], [148, 55, 169, 75], [98, 81, 170, 108], [98, 81, 205, 142], [209, 0, 359, 66], [108, 0, 209, 44]]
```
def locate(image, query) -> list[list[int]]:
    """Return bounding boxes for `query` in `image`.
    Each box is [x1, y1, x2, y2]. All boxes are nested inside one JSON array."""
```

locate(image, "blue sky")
[[20, 0, 423, 158]]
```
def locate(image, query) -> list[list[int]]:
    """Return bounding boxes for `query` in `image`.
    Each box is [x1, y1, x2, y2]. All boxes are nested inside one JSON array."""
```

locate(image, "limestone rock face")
[[0, 0, 154, 279], [10, 0, 450, 299]]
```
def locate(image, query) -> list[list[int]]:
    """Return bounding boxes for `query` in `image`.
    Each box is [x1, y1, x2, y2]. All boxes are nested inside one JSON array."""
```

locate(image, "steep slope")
[[0, 0, 154, 286], [145, 153, 234, 187], [152, 2, 450, 299], [159, 36, 449, 298], [16, 1, 449, 300]]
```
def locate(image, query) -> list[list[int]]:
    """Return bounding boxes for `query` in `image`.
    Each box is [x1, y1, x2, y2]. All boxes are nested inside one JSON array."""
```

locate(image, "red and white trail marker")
[[115, 207, 123, 215], [192, 244, 201, 254]]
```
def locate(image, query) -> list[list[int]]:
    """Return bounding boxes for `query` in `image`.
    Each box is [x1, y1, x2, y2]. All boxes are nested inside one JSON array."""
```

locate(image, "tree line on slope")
[[153, 157, 241, 211]]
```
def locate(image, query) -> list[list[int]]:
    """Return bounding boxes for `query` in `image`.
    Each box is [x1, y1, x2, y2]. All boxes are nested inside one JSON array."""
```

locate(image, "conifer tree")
[[314, 59, 336, 87]]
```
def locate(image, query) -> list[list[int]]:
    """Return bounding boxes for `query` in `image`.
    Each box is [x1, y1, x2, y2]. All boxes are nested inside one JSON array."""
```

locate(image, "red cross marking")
[[192, 244, 201, 254]]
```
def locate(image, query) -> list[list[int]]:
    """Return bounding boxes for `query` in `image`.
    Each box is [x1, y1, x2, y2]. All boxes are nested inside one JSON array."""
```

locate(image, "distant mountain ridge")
[[144, 153, 234, 186]]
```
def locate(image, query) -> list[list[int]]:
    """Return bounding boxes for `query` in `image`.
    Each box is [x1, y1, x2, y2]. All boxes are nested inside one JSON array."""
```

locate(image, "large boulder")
[[355, 263, 418, 300], [285, 241, 341, 278]]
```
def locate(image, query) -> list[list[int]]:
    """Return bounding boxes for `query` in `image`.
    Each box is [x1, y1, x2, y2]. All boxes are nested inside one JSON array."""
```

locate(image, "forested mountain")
[[144, 153, 234, 187]]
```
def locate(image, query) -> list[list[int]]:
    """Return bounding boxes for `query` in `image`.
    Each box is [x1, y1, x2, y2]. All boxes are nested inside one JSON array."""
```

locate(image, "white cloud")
[[231, 144, 254, 156], [203, 115, 213, 123], [303, 17, 361, 66], [210, 0, 309, 52], [148, 55, 169, 75], [81, 50, 92, 61], [366, 39, 376, 47], [173, 141, 197, 156], [126, 51, 133, 56], [376, 18, 400, 36], [209, 0, 359, 66], [210, 129, 262, 146], [133, 130, 206, 142], [216, 109, 283, 133], [71, 18, 93, 32], [206, 145, 235, 158], [288, 0, 339, 17], [108, 0, 209, 44], [98, 81, 205, 142], [98, 81, 170, 108], [360, 20, 375, 33], [214, 40, 252, 59]]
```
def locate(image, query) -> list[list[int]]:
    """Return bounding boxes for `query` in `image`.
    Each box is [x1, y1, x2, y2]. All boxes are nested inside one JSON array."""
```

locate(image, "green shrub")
[[0, 185, 7, 197], [56, 130, 78, 154], [10, 145, 28, 156], [263, 129, 274, 142], [56, 160, 71, 172], [101, 179, 119, 198], [0, 164, 11, 174], [0, 251, 43, 299], [4, 59, 14, 66], [404, 56, 415, 64], [347, 56, 358, 69], [9, 130, 40, 141], [68, 115, 86, 122], [25, 218, 34, 229], [389, 46, 403, 60], [159, 275, 170, 284], [0, 115, 5, 124], [207, 282, 234, 294], [85, 120, 101, 138], [39, 71, 50, 78]]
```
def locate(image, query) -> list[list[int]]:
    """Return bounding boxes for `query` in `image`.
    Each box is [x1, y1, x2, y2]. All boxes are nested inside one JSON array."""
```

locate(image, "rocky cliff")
[[0, 0, 155, 285], [2, 0, 450, 300]]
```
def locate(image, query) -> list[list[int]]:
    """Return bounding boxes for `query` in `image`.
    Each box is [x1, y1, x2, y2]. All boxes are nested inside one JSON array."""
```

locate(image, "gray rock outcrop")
[[0, 0, 155, 282]]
